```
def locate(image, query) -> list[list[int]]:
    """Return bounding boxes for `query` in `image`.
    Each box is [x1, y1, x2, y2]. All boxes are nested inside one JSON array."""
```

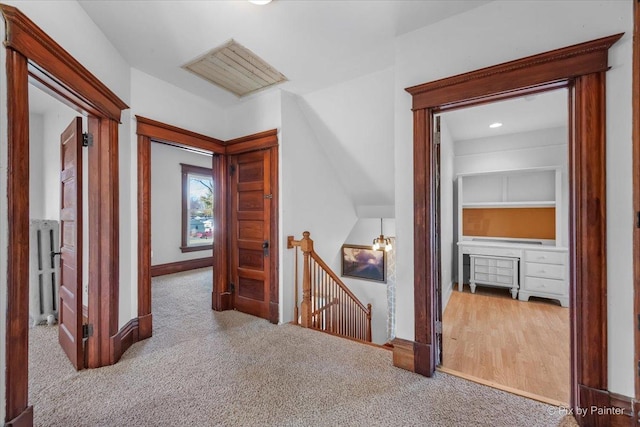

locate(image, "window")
[[181, 163, 213, 252]]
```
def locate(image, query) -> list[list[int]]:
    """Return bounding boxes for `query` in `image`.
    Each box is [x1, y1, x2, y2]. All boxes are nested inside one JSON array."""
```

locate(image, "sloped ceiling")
[[299, 68, 395, 209], [78, 0, 490, 108]]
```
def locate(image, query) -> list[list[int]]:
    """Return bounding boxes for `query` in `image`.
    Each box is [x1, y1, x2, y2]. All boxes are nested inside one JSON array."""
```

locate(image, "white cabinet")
[[469, 254, 519, 298], [519, 248, 568, 307], [456, 166, 569, 307]]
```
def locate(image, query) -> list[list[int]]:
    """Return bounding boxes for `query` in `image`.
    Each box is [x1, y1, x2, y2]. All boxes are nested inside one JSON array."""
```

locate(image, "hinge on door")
[[229, 283, 235, 293], [82, 324, 93, 339], [229, 164, 236, 175], [435, 320, 442, 334], [637, 211, 640, 228], [434, 116, 441, 145], [264, 194, 273, 199], [82, 132, 93, 147]]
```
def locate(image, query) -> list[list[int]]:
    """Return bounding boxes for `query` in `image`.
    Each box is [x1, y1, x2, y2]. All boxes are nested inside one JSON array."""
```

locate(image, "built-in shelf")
[[462, 201, 556, 209]]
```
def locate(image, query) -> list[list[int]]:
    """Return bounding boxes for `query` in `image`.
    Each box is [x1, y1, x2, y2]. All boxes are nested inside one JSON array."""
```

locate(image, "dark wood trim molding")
[[268, 146, 280, 324], [225, 129, 278, 155], [137, 135, 152, 340], [0, 5, 126, 120], [5, 406, 33, 427], [405, 34, 622, 425], [136, 117, 228, 337], [5, 46, 31, 427], [390, 338, 415, 372], [212, 154, 231, 311], [633, 0, 640, 403], [86, 116, 121, 369], [1, 4, 128, 423], [136, 116, 225, 154], [109, 318, 139, 365], [608, 393, 638, 426], [151, 257, 214, 277], [406, 33, 623, 111]]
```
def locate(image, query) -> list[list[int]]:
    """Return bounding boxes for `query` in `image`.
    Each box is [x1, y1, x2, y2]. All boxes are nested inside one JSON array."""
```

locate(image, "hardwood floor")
[[441, 284, 570, 405]]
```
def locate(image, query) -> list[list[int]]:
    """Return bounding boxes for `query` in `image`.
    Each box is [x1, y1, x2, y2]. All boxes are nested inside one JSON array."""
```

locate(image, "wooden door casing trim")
[[1, 5, 126, 120], [1, 4, 128, 424], [405, 34, 622, 424], [225, 129, 279, 324], [633, 0, 640, 403], [224, 129, 278, 155], [136, 116, 227, 340]]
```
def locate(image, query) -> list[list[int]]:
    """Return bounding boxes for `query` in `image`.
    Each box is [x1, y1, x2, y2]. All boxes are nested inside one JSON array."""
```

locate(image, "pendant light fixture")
[[372, 218, 392, 252]]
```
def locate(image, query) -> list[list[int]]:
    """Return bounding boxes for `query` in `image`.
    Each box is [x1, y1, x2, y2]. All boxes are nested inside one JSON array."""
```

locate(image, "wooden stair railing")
[[288, 231, 372, 342]]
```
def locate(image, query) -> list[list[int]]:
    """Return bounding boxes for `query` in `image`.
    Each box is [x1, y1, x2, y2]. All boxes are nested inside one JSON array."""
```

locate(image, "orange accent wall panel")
[[462, 207, 556, 240]]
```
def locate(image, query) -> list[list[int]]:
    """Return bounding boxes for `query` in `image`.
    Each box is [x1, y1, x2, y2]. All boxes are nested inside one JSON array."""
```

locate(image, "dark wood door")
[[58, 117, 84, 370], [229, 150, 272, 319]]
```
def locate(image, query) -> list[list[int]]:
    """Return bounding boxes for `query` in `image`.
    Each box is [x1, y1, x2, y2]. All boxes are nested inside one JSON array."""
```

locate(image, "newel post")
[[300, 231, 313, 328]]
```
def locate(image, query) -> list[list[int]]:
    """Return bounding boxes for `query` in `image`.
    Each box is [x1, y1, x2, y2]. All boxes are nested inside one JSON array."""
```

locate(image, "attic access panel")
[[183, 39, 287, 97]]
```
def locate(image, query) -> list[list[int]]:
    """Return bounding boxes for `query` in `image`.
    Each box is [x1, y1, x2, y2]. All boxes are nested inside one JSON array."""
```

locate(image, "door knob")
[[262, 240, 269, 257]]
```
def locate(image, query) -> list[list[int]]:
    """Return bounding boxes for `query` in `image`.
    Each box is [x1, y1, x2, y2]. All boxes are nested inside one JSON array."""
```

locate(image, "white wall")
[[29, 113, 45, 219], [394, 0, 633, 396], [439, 117, 455, 311], [280, 91, 358, 324], [299, 68, 395, 209], [341, 218, 396, 344], [226, 90, 282, 140], [150, 143, 213, 265]]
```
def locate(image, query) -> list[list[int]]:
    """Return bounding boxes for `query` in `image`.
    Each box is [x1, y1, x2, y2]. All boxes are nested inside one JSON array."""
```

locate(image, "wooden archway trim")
[[136, 116, 227, 340], [1, 4, 127, 120], [406, 33, 622, 425], [1, 4, 128, 425]]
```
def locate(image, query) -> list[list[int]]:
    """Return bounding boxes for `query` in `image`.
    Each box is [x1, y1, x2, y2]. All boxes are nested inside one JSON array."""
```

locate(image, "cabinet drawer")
[[525, 262, 565, 280], [495, 274, 514, 284], [524, 250, 565, 265], [474, 272, 494, 283], [523, 277, 566, 295], [462, 246, 522, 258], [475, 265, 512, 276]]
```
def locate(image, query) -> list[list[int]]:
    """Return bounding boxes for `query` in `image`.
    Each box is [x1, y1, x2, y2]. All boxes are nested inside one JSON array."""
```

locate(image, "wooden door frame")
[[136, 116, 226, 340], [633, 0, 640, 405], [405, 34, 622, 424], [137, 124, 279, 333], [1, 5, 128, 425], [225, 130, 280, 323]]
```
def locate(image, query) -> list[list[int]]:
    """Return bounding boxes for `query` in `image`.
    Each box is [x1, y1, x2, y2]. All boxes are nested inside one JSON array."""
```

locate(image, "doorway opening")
[[435, 89, 570, 405], [405, 34, 622, 421]]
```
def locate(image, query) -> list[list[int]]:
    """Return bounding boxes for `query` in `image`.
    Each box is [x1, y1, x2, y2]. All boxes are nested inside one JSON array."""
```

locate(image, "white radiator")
[[29, 219, 60, 327]]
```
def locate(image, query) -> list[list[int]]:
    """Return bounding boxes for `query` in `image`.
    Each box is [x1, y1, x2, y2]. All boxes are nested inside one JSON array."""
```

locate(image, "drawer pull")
[[537, 256, 546, 260], [539, 269, 546, 274]]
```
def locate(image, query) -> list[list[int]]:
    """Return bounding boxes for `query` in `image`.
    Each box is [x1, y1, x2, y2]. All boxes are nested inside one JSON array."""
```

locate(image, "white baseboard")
[[442, 280, 453, 311]]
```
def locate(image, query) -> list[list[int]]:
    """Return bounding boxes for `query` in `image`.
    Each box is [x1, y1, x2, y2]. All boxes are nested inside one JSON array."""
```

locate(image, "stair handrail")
[[288, 231, 372, 342]]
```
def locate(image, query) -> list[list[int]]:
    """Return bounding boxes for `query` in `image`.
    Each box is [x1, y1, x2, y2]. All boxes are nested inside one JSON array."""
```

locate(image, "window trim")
[[180, 163, 214, 253]]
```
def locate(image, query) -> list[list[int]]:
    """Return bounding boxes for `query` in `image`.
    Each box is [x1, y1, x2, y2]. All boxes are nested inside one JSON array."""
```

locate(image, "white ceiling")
[[441, 89, 569, 142], [78, 0, 490, 107]]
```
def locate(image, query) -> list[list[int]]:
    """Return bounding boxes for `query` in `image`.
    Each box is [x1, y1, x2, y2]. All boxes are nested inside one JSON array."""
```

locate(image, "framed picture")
[[341, 244, 386, 283]]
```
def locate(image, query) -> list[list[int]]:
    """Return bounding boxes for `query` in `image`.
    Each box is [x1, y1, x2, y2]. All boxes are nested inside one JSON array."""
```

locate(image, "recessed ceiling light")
[[249, 0, 272, 4], [489, 122, 503, 128]]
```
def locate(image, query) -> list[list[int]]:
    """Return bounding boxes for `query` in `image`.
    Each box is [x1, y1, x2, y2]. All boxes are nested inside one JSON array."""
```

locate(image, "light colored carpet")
[[29, 268, 578, 426]]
